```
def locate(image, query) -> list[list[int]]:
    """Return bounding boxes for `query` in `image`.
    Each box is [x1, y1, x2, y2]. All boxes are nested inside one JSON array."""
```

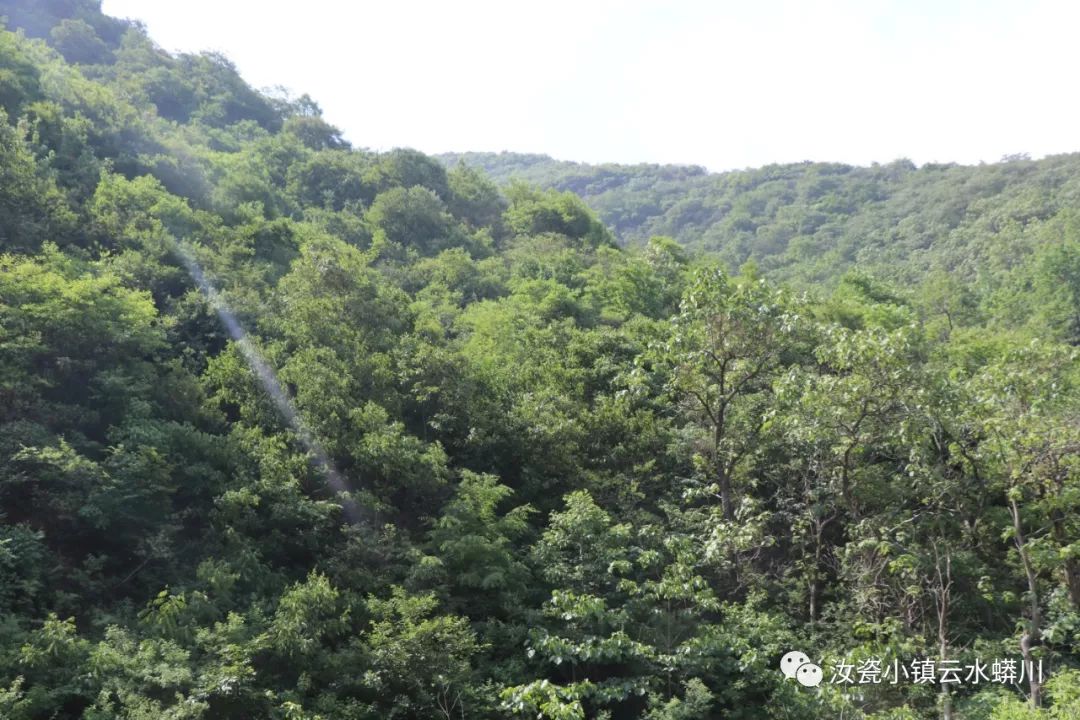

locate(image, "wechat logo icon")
[[781, 650, 823, 687]]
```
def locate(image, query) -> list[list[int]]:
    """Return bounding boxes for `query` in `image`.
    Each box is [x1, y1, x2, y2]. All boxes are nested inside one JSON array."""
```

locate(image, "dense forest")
[[1, 2, 1079, 718], [440, 151, 1080, 310]]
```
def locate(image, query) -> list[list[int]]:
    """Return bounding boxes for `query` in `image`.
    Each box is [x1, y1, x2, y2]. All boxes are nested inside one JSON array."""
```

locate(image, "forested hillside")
[[440, 151, 1080, 305], [1, 2, 1079, 719]]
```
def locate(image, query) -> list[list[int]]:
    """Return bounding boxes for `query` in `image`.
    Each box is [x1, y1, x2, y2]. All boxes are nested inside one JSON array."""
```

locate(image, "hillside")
[[1, 2, 1079, 719], [440, 150, 1080, 296]]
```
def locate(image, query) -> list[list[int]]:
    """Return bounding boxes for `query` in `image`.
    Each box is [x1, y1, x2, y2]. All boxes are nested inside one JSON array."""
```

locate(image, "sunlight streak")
[[174, 242, 365, 525]]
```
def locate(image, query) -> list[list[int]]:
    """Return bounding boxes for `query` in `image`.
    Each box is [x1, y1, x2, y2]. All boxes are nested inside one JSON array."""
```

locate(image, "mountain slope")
[[440, 150, 1080, 292], [0, 3, 1079, 720]]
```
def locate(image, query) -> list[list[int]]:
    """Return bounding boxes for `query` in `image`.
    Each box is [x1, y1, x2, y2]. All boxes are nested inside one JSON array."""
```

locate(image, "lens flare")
[[174, 242, 365, 525]]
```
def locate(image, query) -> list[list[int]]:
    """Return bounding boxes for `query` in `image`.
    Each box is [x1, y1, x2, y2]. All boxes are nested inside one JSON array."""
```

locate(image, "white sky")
[[100, 0, 1080, 171]]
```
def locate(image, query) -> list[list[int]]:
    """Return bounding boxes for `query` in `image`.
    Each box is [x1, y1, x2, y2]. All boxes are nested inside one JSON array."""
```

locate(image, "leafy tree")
[[424, 471, 535, 615], [505, 181, 614, 248], [359, 587, 485, 719], [365, 185, 461, 257], [0, 28, 43, 113], [659, 266, 801, 521], [283, 114, 349, 152], [50, 18, 111, 65], [371, 147, 450, 198], [0, 111, 76, 251], [447, 162, 507, 234]]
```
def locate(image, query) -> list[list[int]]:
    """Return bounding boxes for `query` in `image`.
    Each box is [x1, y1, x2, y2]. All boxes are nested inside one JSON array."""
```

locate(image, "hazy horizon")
[[100, 0, 1080, 172]]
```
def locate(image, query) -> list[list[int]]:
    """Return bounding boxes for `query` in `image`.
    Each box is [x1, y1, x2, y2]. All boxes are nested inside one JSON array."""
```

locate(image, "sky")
[[100, 0, 1080, 172]]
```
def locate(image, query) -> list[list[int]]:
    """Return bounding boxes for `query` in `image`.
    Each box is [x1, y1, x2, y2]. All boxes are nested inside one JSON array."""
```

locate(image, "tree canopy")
[[0, 2, 1078, 719]]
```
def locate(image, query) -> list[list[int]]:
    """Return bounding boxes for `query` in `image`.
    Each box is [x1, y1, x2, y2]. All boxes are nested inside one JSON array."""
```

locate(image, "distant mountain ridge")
[[439, 150, 1080, 288]]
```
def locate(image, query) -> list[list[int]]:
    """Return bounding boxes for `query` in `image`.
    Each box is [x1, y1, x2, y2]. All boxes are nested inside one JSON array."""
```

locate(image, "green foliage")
[[505, 181, 614, 248], [359, 586, 484, 718], [644, 678, 714, 719], [983, 670, 1080, 718], [0, 5, 1078, 720], [365, 185, 460, 256], [447, 161, 507, 233], [286, 150, 374, 212], [267, 572, 348, 658], [445, 152, 1080, 340], [0, 110, 76, 251], [371, 147, 450, 198], [282, 112, 349, 152], [425, 471, 534, 611], [50, 18, 111, 65], [0, 27, 43, 113]]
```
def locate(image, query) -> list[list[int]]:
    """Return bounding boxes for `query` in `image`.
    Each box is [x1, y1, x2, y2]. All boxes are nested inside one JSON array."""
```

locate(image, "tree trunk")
[[715, 424, 734, 521], [934, 545, 953, 720], [1011, 497, 1042, 708], [718, 463, 733, 521]]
